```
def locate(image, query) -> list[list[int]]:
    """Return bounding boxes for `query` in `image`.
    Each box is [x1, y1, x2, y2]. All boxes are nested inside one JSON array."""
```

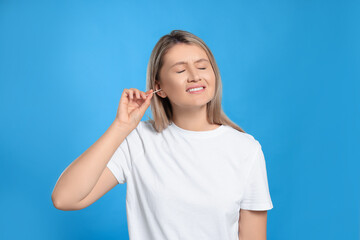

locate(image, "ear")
[[155, 80, 167, 98]]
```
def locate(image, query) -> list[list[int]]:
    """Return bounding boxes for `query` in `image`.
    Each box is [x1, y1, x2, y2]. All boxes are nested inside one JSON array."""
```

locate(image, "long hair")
[[145, 30, 245, 133]]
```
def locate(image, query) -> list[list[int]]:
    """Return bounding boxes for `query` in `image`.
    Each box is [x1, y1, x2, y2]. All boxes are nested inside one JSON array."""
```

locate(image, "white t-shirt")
[[106, 120, 273, 240]]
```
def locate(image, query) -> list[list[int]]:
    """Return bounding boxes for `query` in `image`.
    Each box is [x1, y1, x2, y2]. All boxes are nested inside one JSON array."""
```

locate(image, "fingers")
[[139, 90, 153, 114], [124, 88, 153, 101], [145, 89, 153, 100], [144, 89, 155, 97]]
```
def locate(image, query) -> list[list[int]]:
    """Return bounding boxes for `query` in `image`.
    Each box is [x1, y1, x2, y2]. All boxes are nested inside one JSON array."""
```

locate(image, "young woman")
[[52, 30, 274, 240]]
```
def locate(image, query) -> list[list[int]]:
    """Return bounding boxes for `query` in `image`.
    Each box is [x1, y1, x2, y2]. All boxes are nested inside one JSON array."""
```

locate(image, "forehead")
[[163, 43, 209, 65]]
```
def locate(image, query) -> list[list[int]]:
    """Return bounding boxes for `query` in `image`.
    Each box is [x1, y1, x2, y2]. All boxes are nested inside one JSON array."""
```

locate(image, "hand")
[[114, 88, 154, 130]]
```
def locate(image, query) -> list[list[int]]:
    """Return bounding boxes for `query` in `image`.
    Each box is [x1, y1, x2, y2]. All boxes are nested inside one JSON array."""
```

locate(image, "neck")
[[171, 104, 219, 131]]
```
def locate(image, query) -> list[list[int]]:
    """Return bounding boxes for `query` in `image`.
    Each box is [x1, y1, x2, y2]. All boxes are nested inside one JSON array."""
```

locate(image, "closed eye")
[[176, 68, 206, 74]]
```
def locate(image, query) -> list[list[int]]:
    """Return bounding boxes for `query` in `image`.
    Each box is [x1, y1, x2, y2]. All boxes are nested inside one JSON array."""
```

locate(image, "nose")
[[187, 65, 202, 82]]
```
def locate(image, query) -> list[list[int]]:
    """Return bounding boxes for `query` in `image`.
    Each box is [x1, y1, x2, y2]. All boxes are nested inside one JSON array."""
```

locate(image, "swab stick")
[[145, 89, 162, 97]]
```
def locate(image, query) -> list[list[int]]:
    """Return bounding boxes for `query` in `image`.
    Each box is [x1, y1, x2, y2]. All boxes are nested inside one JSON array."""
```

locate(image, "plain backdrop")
[[0, 0, 359, 239]]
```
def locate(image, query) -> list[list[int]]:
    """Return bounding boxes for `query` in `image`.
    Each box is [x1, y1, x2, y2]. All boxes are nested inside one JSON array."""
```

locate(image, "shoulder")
[[224, 125, 259, 145], [223, 126, 261, 156], [139, 120, 154, 132], [136, 120, 162, 136], [123, 121, 156, 149]]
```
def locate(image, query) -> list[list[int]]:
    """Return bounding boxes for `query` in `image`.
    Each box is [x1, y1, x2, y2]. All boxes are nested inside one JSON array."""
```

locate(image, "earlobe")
[[157, 91, 166, 98]]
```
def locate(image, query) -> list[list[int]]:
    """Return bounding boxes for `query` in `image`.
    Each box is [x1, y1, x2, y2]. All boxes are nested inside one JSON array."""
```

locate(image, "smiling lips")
[[186, 85, 206, 92], [187, 86, 206, 94]]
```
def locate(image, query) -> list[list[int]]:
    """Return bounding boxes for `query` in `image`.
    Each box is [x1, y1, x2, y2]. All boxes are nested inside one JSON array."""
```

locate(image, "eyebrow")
[[169, 58, 209, 69]]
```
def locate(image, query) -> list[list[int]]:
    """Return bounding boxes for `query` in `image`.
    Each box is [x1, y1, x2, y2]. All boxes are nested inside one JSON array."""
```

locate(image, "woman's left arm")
[[238, 209, 268, 240]]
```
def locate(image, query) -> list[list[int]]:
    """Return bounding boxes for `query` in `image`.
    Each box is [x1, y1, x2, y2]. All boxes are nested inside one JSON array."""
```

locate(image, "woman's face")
[[156, 43, 216, 110]]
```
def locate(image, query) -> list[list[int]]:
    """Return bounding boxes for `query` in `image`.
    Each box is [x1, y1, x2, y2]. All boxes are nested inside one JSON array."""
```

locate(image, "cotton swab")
[[145, 88, 162, 97]]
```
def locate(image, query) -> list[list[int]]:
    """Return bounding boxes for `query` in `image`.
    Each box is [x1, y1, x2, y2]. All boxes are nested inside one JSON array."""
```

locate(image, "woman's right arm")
[[51, 88, 154, 211]]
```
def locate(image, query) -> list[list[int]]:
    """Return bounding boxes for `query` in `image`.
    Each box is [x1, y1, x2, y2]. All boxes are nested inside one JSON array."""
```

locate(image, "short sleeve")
[[106, 122, 144, 184], [240, 143, 274, 211]]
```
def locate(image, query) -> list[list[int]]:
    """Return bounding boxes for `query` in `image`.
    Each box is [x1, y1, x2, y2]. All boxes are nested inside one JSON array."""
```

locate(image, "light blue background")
[[1, 0, 359, 239]]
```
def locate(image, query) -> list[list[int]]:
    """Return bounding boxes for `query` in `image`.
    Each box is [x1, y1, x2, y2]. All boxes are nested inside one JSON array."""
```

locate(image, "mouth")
[[186, 86, 206, 94]]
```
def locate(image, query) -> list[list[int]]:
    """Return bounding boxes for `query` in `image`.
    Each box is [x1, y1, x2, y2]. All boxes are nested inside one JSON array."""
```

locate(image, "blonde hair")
[[145, 30, 245, 133]]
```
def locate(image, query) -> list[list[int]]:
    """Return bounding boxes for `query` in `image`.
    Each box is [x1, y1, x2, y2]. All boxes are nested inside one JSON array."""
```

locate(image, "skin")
[[155, 43, 269, 239], [154, 43, 220, 131], [239, 210, 268, 240]]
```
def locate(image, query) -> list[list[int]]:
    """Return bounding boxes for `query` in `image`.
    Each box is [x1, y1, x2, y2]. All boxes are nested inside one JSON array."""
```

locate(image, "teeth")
[[188, 87, 204, 92]]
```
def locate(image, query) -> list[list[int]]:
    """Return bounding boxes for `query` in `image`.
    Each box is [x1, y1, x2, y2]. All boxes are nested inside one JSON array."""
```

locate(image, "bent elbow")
[[51, 195, 65, 210], [51, 195, 82, 211]]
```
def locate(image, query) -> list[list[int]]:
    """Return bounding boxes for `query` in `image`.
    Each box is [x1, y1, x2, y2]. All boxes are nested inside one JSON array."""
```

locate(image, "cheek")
[[163, 77, 185, 95], [204, 70, 216, 84], [166, 77, 183, 88], [202, 67, 214, 77]]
